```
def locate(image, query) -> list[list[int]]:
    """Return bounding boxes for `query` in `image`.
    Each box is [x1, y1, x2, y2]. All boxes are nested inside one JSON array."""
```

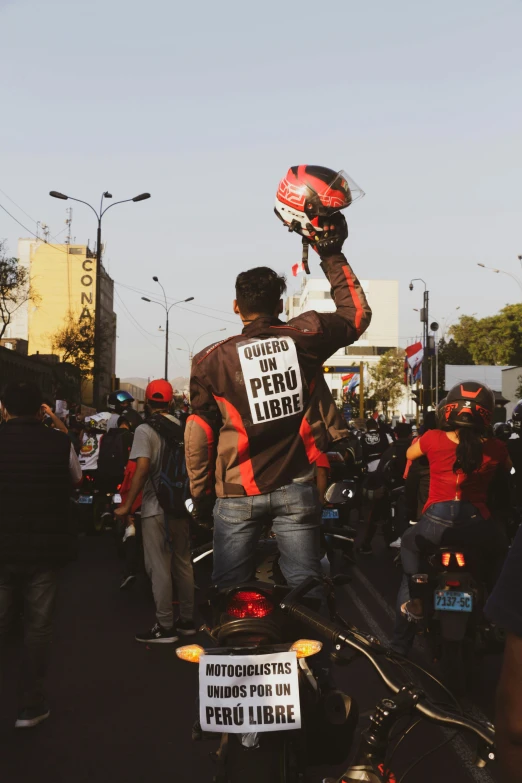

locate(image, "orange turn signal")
[[290, 639, 323, 659], [176, 644, 205, 663]]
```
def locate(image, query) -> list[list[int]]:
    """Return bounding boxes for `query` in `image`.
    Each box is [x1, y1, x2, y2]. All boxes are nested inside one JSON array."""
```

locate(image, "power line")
[[0, 188, 39, 225], [0, 201, 71, 255], [114, 279, 234, 317], [113, 289, 163, 350]]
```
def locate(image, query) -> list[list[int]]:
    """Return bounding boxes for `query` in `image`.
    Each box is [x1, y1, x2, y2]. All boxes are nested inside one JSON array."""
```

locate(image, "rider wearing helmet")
[[107, 390, 142, 432], [186, 165, 371, 597], [392, 381, 512, 655]]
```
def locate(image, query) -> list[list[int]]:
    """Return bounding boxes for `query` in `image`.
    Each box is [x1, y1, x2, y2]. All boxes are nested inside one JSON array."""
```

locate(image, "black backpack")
[[97, 428, 132, 483], [147, 414, 189, 516]]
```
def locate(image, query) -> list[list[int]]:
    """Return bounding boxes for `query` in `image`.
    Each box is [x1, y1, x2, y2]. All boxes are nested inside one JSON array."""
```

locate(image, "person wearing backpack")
[[114, 380, 195, 643]]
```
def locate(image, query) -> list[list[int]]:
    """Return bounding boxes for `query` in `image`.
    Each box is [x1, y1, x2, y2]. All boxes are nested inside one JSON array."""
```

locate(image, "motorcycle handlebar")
[[280, 578, 495, 750]]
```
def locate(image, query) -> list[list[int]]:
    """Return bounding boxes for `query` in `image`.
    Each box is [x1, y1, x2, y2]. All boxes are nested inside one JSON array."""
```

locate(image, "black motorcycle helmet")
[[493, 421, 512, 442], [441, 381, 495, 430], [436, 397, 448, 429], [107, 390, 134, 414], [512, 400, 522, 433]]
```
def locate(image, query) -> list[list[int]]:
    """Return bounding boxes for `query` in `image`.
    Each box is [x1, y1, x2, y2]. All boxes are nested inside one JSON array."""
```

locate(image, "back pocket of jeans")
[[215, 497, 253, 522]]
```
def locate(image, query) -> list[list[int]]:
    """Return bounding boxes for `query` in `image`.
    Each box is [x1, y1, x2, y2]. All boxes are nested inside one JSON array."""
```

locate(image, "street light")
[[49, 189, 151, 407], [141, 276, 194, 379], [477, 263, 522, 295], [174, 328, 227, 363]]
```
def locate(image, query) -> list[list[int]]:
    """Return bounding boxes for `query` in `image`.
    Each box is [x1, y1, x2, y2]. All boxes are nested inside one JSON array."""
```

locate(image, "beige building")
[[12, 239, 116, 406]]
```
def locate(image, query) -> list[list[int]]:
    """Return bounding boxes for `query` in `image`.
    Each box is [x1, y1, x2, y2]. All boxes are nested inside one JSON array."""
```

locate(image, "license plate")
[[434, 590, 473, 612], [322, 509, 340, 519], [112, 494, 122, 504], [79, 495, 93, 505]]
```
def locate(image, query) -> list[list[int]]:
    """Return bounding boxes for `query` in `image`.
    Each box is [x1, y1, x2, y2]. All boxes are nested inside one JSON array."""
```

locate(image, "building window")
[[331, 388, 339, 400]]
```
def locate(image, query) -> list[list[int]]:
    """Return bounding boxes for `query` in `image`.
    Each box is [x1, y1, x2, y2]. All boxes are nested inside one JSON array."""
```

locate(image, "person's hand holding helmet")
[[310, 212, 348, 257]]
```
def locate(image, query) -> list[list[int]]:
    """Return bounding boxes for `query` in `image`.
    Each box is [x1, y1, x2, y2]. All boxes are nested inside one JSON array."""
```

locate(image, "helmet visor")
[[305, 169, 365, 216]]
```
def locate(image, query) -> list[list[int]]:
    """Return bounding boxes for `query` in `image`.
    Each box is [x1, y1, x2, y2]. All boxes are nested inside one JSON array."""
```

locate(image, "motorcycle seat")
[[415, 530, 477, 553]]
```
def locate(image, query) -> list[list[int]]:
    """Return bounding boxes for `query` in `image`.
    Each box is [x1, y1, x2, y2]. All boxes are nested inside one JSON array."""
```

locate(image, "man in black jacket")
[[0, 382, 81, 728]]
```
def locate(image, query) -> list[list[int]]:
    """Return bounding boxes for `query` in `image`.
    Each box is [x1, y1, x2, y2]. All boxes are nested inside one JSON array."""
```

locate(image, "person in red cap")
[[115, 379, 195, 643]]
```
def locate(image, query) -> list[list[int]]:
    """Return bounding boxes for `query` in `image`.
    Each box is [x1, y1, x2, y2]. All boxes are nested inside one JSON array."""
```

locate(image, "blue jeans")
[[392, 501, 487, 655], [212, 483, 322, 592]]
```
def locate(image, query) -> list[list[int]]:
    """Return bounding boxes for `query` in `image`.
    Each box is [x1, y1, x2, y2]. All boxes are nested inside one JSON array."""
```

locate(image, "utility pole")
[[410, 279, 429, 417], [50, 189, 151, 408], [359, 361, 364, 420], [142, 278, 194, 381]]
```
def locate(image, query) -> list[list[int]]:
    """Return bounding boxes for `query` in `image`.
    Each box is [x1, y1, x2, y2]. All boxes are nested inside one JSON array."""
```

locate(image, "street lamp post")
[[49, 189, 151, 408], [175, 328, 227, 363], [477, 263, 522, 295], [409, 278, 429, 414], [142, 277, 194, 380]]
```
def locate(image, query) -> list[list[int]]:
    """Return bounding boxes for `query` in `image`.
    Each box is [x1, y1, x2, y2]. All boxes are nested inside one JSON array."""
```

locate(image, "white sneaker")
[[123, 523, 136, 542], [389, 537, 402, 549]]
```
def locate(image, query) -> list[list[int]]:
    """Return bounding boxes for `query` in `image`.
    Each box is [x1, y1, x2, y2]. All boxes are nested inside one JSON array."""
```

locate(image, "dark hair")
[[235, 267, 287, 317], [395, 422, 412, 440], [365, 418, 378, 431], [2, 382, 43, 416], [421, 411, 437, 433], [117, 415, 130, 428], [453, 427, 484, 475]]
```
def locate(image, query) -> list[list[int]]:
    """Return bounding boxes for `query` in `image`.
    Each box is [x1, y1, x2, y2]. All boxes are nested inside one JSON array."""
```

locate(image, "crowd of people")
[[1, 167, 522, 781]]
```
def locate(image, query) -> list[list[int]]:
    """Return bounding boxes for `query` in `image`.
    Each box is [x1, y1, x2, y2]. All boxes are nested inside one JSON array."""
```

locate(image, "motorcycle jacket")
[[186, 252, 371, 499], [361, 430, 391, 469]]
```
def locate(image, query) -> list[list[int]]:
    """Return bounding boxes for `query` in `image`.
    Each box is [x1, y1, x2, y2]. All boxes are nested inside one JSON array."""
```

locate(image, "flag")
[[405, 341, 423, 384], [292, 262, 306, 277], [348, 373, 360, 393]]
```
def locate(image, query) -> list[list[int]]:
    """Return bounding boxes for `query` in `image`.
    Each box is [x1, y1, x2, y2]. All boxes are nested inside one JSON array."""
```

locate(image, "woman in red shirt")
[[392, 381, 511, 653]]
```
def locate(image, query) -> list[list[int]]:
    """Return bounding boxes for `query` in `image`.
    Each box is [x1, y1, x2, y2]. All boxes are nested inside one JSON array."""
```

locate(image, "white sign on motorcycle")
[[238, 337, 303, 424], [200, 651, 301, 733]]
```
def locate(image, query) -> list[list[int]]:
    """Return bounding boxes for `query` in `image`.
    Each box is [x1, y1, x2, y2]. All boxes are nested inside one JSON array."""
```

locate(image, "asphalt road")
[[0, 532, 503, 783]]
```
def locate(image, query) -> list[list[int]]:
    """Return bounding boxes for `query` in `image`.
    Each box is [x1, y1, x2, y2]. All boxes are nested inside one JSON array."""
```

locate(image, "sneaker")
[[358, 545, 373, 556], [135, 623, 178, 644], [401, 599, 424, 622], [176, 618, 197, 636], [15, 706, 50, 728], [120, 574, 136, 590], [389, 537, 402, 549]]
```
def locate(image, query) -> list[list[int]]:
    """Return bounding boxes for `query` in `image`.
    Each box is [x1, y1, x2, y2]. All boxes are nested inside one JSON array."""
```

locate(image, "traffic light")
[[411, 388, 422, 408], [323, 366, 333, 373]]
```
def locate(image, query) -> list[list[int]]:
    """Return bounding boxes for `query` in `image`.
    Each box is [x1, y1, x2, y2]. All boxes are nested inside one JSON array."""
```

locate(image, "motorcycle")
[[322, 480, 357, 572], [409, 531, 504, 694], [280, 575, 496, 782], [177, 575, 355, 783]]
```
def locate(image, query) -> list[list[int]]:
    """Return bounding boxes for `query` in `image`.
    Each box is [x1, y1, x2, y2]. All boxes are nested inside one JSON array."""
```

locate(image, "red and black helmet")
[[442, 382, 495, 430], [274, 165, 364, 238]]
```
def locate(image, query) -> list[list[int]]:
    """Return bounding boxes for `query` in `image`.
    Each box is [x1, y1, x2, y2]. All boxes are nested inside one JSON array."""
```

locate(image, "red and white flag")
[[292, 262, 306, 277], [405, 341, 423, 370]]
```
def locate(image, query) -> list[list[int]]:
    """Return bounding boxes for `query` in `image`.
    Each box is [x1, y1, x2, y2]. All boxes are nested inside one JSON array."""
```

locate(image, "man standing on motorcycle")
[[186, 165, 371, 593], [391, 381, 511, 655]]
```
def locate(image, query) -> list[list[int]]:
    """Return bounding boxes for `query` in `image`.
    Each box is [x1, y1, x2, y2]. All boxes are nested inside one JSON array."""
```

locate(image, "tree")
[[368, 348, 405, 418], [516, 375, 522, 400], [436, 337, 474, 394], [0, 240, 37, 340], [450, 304, 522, 366], [51, 314, 98, 379]]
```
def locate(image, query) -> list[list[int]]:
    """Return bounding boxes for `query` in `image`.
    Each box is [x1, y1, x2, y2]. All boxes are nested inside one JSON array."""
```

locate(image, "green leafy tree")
[[436, 338, 475, 394], [516, 375, 522, 399], [450, 304, 522, 365], [0, 240, 38, 340], [368, 348, 405, 418]]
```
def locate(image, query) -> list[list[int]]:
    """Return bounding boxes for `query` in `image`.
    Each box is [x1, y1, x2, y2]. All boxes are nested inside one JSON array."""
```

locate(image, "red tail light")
[[441, 552, 451, 567], [455, 552, 466, 568], [446, 580, 461, 587], [227, 591, 274, 619]]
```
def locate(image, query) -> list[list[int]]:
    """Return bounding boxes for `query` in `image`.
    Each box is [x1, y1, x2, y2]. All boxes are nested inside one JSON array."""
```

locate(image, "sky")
[[1, 0, 521, 381]]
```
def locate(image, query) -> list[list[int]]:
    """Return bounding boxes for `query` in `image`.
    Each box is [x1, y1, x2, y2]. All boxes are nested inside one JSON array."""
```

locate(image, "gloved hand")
[[192, 494, 216, 523], [311, 212, 348, 257]]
